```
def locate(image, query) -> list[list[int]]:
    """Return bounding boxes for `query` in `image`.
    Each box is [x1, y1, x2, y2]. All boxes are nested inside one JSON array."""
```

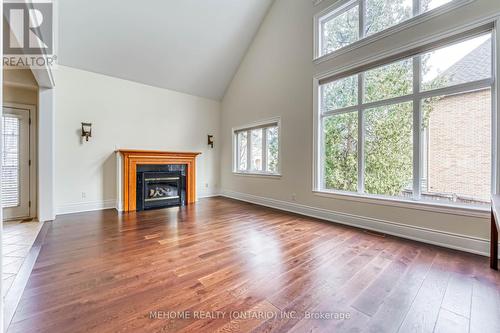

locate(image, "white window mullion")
[[413, 0, 420, 16], [493, 20, 499, 194], [262, 128, 267, 172], [358, 73, 365, 194], [246, 130, 251, 172], [320, 117, 326, 190], [413, 55, 422, 200], [234, 134, 238, 172], [359, 0, 365, 39]]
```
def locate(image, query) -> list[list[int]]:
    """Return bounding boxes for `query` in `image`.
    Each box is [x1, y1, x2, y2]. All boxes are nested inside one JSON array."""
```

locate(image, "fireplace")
[[117, 150, 200, 212], [136, 165, 187, 211]]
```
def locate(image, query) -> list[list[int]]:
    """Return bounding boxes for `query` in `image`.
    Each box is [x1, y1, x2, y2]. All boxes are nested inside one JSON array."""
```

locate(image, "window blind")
[[2, 115, 20, 208]]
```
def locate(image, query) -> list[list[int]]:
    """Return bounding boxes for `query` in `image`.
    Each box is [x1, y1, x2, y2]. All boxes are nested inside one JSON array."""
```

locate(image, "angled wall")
[[220, 0, 500, 255]]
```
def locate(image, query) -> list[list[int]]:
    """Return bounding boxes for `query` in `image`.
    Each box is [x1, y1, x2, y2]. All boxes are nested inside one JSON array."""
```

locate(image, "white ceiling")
[[58, 0, 274, 100]]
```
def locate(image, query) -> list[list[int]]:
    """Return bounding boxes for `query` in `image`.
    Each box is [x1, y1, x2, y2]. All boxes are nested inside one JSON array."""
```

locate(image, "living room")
[[1, 0, 499, 332]]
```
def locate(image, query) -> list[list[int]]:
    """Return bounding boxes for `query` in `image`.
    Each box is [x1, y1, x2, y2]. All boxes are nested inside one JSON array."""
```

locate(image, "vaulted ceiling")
[[58, 0, 274, 100]]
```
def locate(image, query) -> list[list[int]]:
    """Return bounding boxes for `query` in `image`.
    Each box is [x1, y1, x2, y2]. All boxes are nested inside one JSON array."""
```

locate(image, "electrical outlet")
[[291, 193, 297, 202], [82, 192, 86, 199], [205, 183, 209, 188]]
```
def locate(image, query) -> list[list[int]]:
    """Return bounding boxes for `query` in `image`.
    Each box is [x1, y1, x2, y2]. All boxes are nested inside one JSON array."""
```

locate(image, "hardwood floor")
[[7, 197, 500, 333]]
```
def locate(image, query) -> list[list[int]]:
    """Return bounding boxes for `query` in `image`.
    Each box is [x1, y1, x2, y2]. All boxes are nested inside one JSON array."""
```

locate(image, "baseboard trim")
[[56, 199, 117, 215], [198, 192, 220, 199], [220, 189, 498, 258]]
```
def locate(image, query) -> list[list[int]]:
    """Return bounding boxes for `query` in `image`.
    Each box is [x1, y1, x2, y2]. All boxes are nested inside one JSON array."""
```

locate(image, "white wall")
[[54, 66, 220, 214], [39, 88, 56, 221], [220, 0, 500, 254]]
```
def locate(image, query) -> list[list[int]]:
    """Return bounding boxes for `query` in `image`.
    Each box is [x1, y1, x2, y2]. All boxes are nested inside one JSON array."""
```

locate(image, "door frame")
[[2, 102, 37, 220]]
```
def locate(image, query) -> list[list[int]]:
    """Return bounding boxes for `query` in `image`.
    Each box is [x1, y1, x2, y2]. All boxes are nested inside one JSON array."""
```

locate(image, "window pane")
[[422, 0, 453, 12], [365, 0, 412, 36], [266, 127, 279, 173], [365, 102, 413, 197], [421, 34, 492, 91], [422, 89, 491, 206], [237, 132, 247, 171], [364, 58, 413, 103], [251, 129, 263, 171], [324, 112, 358, 192], [2, 116, 20, 208], [321, 5, 359, 55], [322, 74, 358, 112]]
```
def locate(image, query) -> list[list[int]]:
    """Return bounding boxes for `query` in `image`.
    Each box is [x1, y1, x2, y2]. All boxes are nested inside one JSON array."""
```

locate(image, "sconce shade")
[[81, 122, 92, 141]]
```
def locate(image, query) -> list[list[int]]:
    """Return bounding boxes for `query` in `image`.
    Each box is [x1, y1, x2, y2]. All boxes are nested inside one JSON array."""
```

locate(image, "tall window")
[[234, 119, 280, 175], [317, 0, 459, 58], [2, 116, 20, 207], [317, 32, 494, 207]]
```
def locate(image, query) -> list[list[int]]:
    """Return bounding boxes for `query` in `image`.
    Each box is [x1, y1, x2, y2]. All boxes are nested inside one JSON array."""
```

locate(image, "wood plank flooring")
[[7, 197, 500, 333]]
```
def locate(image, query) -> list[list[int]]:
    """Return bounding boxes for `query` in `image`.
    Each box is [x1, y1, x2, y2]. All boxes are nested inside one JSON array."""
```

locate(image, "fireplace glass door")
[[142, 172, 181, 209]]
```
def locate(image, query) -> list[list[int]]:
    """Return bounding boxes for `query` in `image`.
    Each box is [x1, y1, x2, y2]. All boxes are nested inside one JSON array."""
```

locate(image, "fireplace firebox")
[[136, 164, 187, 211]]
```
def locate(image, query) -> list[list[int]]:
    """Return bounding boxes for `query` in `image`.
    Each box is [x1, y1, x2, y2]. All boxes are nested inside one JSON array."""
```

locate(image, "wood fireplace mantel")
[[117, 150, 201, 212]]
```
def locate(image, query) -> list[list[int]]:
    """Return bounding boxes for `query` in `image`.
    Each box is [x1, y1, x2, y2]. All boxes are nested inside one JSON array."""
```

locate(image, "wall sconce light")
[[208, 135, 214, 148], [81, 122, 92, 141]]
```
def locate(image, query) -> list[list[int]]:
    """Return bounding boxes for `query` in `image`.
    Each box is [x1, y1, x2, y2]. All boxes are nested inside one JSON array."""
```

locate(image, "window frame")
[[313, 0, 476, 63], [313, 24, 498, 215], [232, 117, 282, 177]]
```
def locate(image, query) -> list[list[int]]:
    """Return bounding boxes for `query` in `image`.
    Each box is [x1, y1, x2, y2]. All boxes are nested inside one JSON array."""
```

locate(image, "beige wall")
[[3, 69, 38, 106], [220, 0, 500, 241], [3, 86, 37, 106], [54, 66, 221, 214]]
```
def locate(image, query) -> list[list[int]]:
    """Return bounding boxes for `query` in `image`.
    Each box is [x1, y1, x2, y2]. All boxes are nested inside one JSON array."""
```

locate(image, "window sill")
[[232, 172, 282, 179], [313, 189, 489, 218], [313, 0, 476, 65]]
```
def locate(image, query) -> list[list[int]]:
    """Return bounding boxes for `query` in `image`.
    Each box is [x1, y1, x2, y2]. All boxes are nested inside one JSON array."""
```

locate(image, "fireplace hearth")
[[136, 165, 187, 211]]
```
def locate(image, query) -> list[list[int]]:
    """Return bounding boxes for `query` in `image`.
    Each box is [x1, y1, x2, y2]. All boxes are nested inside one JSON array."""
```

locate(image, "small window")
[[316, 0, 466, 59], [234, 119, 281, 175], [364, 58, 413, 103], [364, 102, 413, 197], [321, 74, 358, 112], [250, 129, 263, 171], [421, 34, 492, 91], [236, 132, 248, 171], [323, 112, 358, 192], [320, 2, 359, 55], [422, 88, 492, 204], [365, 0, 412, 36], [422, 0, 453, 12]]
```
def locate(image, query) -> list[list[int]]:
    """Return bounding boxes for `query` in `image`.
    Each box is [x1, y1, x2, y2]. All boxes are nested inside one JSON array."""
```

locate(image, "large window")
[[317, 32, 494, 207], [317, 0, 463, 58], [234, 119, 280, 175]]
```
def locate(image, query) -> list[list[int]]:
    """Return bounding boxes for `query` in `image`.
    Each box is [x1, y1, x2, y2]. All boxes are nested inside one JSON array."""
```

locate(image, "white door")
[[2, 107, 31, 220]]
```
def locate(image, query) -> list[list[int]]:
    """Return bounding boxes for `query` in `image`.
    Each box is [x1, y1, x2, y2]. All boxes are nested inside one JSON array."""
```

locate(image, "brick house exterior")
[[426, 88, 491, 203], [423, 39, 491, 204]]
